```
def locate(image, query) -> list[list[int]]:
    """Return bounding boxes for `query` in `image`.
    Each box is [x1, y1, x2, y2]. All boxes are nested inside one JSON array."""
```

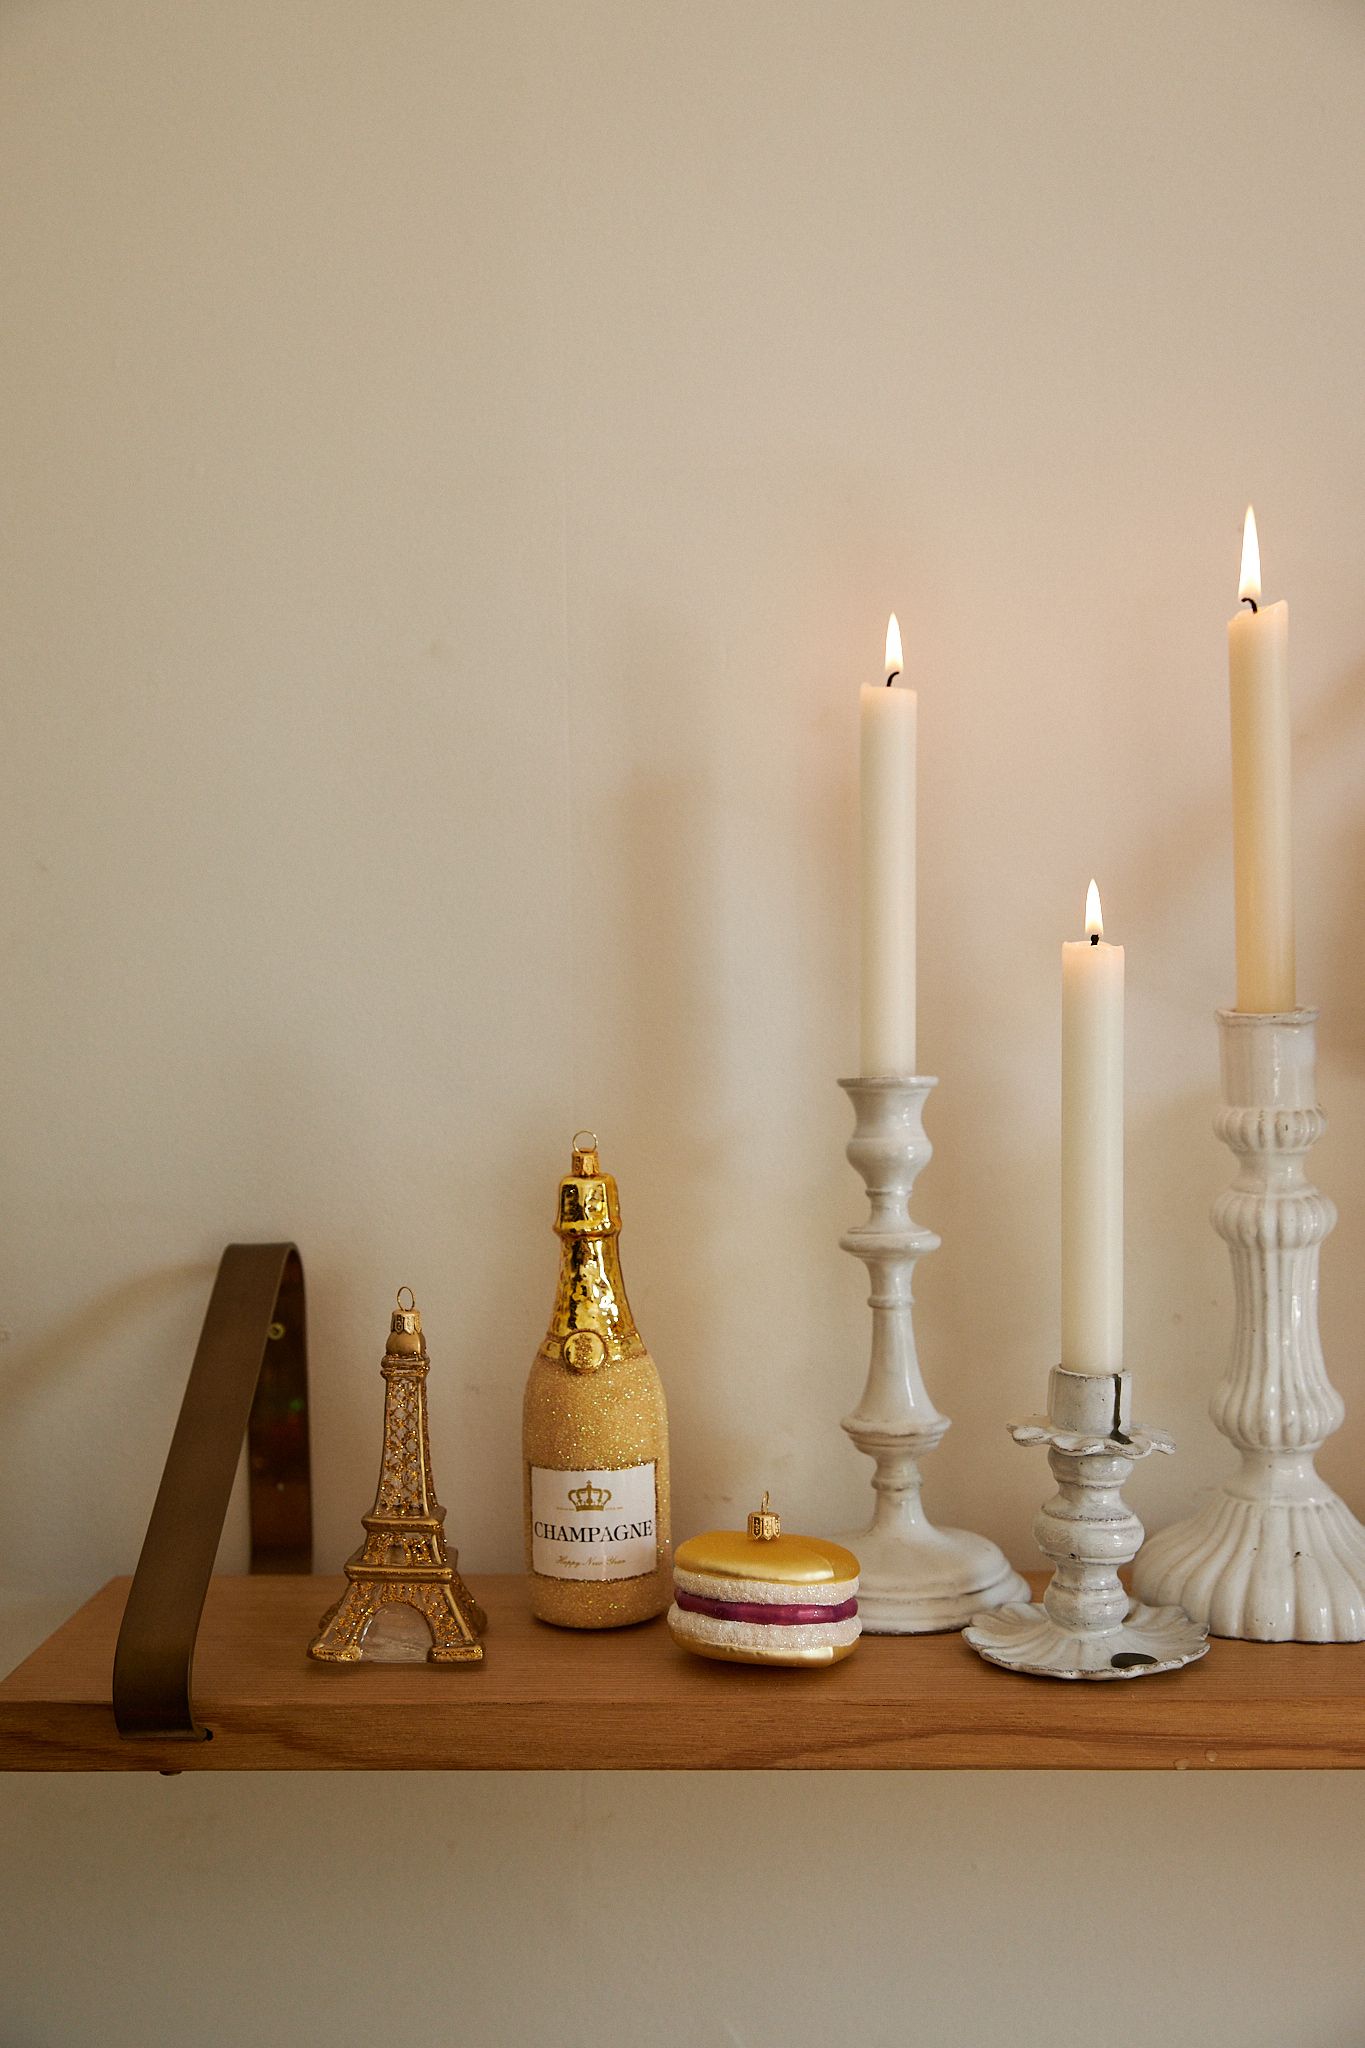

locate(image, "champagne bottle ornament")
[[523, 1132, 671, 1627]]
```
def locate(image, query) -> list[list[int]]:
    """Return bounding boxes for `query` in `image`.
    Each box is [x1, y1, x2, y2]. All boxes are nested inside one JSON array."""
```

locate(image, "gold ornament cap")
[[675, 1495, 860, 1587], [748, 1491, 781, 1541], [555, 1130, 622, 1239], [387, 1285, 426, 1358]]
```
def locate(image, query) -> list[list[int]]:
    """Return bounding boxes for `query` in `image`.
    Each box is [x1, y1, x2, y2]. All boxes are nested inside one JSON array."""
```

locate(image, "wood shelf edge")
[[3, 1574, 1364, 1774]]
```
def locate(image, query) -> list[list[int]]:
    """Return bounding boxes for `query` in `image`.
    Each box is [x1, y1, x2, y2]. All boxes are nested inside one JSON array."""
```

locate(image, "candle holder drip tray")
[[964, 1368, 1209, 1680]]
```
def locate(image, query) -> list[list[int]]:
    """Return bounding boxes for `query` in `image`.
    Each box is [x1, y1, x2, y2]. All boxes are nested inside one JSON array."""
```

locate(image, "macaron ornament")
[[667, 1495, 861, 1667]]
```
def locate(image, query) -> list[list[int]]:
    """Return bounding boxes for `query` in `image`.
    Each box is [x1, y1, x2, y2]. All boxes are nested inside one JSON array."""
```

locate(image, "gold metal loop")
[[395, 1286, 416, 1312]]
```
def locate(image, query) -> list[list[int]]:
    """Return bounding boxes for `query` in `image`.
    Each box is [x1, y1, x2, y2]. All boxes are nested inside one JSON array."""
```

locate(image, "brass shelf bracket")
[[112, 1243, 312, 1740]]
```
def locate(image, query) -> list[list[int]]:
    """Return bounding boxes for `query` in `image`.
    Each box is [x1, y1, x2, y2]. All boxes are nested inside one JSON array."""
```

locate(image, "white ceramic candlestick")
[[834, 1076, 1028, 1632], [963, 1368, 1209, 1679], [1133, 1009, 1365, 1640]]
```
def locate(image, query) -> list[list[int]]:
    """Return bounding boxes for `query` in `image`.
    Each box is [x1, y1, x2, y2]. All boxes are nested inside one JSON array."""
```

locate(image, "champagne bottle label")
[[530, 1462, 658, 1582]]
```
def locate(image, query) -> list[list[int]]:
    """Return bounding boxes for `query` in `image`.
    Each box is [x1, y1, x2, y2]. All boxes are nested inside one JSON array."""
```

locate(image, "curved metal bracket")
[[112, 1243, 312, 1740]]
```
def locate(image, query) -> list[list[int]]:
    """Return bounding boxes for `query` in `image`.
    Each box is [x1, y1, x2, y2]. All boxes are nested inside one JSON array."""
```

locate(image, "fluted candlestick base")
[[1134, 1010, 1365, 1641], [834, 1077, 1027, 1634]]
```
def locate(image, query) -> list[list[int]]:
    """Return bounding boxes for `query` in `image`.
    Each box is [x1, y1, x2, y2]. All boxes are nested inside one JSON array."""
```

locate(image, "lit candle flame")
[[1239, 505, 1261, 608], [1085, 878, 1103, 940], [884, 612, 902, 682]]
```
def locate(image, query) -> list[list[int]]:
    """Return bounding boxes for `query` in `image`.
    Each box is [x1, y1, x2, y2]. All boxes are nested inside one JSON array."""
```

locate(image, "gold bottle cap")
[[387, 1286, 425, 1357], [555, 1129, 622, 1238]]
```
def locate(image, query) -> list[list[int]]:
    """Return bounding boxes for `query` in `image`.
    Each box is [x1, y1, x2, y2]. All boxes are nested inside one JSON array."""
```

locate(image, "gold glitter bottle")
[[523, 1132, 671, 1627]]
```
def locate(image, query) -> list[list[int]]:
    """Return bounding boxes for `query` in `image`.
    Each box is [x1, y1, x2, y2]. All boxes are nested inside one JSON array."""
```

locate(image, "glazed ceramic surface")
[[965, 1369, 1208, 1681], [1134, 1011, 1365, 1641], [833, 1077, 1027, 1633]]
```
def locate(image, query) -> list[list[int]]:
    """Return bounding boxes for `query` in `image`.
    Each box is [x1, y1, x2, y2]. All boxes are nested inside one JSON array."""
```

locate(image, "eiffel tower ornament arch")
[[310, 1289, 486, 1664]]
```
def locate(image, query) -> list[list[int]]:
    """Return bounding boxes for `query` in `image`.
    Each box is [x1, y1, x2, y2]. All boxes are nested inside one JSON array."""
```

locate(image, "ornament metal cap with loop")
[[387, 1284, 423, 1354], [748, 1492, 782, 1541], [556, 1129, 623, 1239], [309, 1287, 486, 1664]]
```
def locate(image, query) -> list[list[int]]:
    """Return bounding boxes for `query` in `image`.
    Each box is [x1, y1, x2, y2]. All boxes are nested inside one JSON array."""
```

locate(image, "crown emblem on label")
[[568, 1478, 613, 1512]]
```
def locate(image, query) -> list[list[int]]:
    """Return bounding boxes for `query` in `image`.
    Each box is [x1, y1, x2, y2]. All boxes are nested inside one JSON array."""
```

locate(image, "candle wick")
[[885, 670, 900, 687], [1241, 596, 1259, 615], [1090, 933, 1099, 946]]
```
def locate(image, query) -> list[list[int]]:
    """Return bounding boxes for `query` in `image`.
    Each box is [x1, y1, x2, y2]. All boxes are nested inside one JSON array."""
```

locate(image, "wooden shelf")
[[2, 1573, 1364, 1771]]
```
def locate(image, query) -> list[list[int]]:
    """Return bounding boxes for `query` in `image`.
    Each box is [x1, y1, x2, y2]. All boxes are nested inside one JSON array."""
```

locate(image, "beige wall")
[[4, 3, 1365, 2042]]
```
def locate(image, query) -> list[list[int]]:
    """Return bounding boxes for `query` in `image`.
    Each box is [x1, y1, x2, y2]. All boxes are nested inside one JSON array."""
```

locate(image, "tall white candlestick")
[[1228, 506, 1295, 1013], [1060, 880, 1124, 1374], [860, 613, 917, 1076]]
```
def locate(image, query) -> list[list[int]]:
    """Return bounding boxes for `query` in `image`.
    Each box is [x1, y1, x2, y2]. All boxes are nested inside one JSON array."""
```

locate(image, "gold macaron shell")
[[673, 1528, 860, 1586]]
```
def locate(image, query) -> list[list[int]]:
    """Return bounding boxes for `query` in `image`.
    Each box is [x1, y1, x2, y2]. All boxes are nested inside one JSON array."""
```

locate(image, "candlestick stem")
[[1133, 1009, 1365, 1639], [834, 1077, 1027, 1632]]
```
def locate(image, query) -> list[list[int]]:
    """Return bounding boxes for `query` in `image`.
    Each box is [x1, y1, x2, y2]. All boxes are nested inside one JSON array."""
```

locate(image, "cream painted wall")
[[4, 3, 1365, 2043]]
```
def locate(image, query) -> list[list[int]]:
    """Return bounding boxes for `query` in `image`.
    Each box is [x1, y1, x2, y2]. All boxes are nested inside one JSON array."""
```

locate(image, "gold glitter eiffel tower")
[[310, 1289, 486, 1663]]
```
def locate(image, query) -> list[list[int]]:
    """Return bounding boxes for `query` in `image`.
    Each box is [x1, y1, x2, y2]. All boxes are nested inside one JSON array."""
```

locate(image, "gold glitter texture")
[[310, 1290, 486, 1664], [522, 1134, 671, 1628]]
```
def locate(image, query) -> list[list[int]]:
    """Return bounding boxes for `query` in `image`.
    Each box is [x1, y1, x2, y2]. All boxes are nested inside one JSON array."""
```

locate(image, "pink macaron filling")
[[674, 1587, 858, 1627]]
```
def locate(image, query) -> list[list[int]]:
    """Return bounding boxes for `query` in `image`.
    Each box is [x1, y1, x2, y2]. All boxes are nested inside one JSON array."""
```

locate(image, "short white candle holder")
[[1133, 1008, 1365, 1640], [963, 1367, 1209, 1679], [833, 1076, 1028, 1633]]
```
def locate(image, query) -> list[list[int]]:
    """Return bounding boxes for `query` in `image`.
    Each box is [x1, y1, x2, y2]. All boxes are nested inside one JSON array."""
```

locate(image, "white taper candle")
[[1228, 507, 1294, 1013], [859, 613, 917, 1077], [1060, 880, 1124, 1374]]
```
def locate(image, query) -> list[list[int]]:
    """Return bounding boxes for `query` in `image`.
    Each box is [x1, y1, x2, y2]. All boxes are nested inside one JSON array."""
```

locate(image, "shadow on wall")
[[0, 1260, 214, 1428], [1311, 659, 1365, 1063], [1279, 652, 1365, 1501], [606, 620, 729, 1528], [1126, 1078, 1228, 1530], [0, 1260, 216, 1581]]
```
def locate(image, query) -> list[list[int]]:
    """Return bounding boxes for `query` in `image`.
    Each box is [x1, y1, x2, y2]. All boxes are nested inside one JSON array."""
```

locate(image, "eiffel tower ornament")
[[310, 1289, 486, 1664]]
